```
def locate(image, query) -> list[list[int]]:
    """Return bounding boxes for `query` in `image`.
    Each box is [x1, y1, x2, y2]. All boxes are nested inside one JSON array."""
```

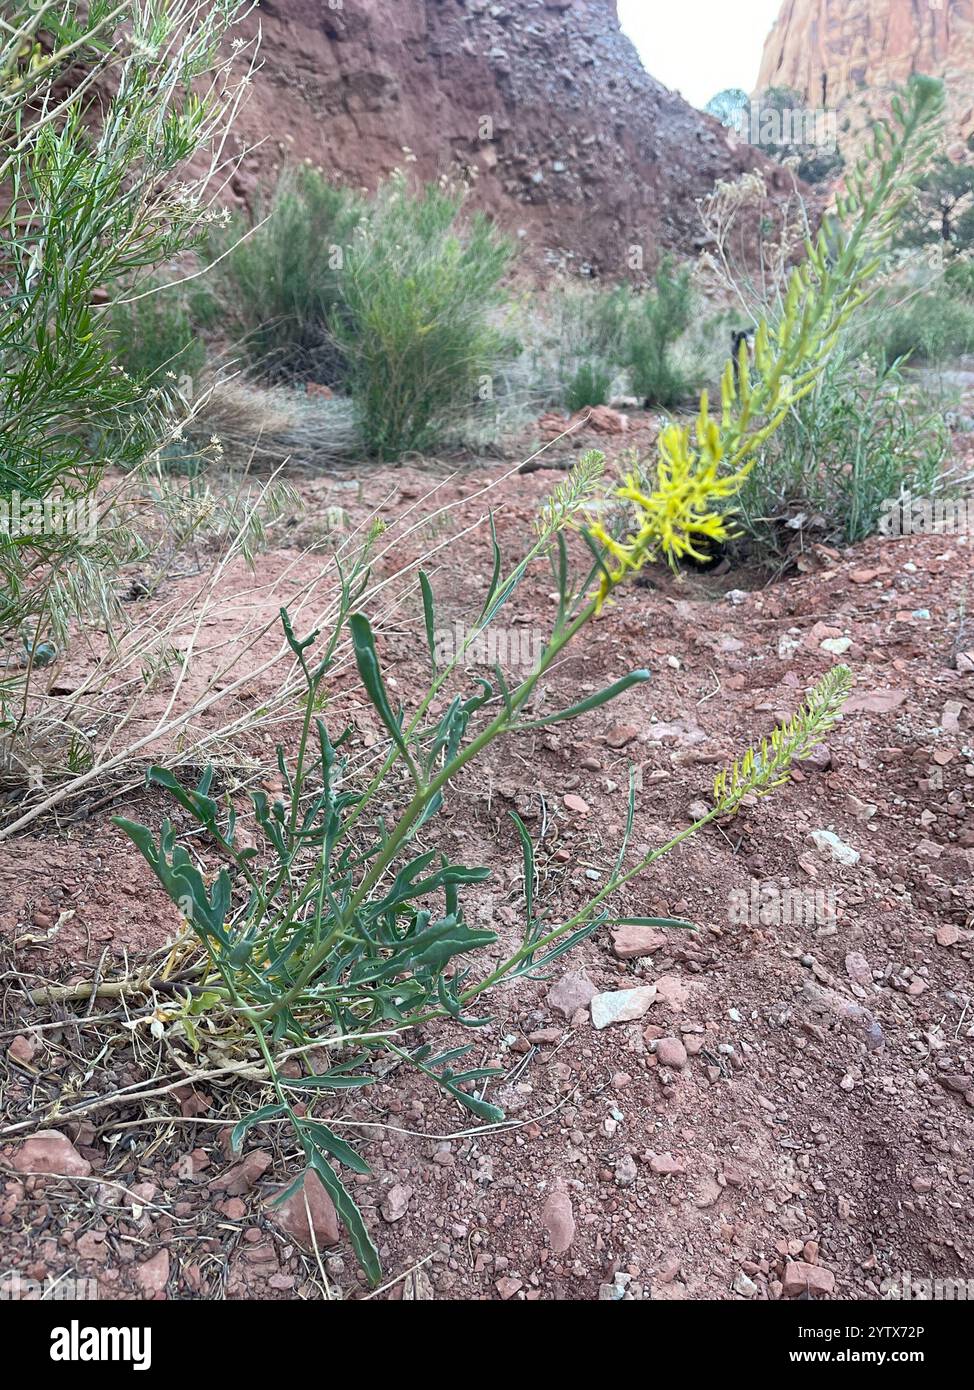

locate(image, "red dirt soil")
[[1, 420, 971, 1301]]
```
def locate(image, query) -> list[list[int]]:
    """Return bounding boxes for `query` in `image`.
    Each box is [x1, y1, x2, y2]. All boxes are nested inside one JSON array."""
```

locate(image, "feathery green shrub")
[[876, 285, 974, 364], [737, 345, 950, 558], [204, 168, 366, 383], [566, 361, 612, 410], [626, 256, 695, 405], [332, 177, 516, 459], [108, 283, 207, 388], [1, 0, 248, 692]]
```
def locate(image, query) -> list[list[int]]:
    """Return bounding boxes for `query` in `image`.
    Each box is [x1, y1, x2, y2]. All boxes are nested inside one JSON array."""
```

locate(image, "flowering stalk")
[[113, 77, 944, 1286]]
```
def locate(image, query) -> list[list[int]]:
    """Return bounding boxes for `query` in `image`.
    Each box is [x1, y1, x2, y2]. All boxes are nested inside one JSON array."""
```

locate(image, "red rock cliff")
[[757, 0, 974, 145], [225, 0, 779, 275]]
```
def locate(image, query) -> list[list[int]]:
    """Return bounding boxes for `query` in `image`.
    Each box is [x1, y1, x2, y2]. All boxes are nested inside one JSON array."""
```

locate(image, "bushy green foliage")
[[626, 256, 694, 405], [875, 285, 974, 364], [205, 168, 366, 383], [331, 177, 516, 460], [533, 280, 721, 414], [566, 361, 612, 410], [0, 1, 247, 675], [737, 346, 950, 559], [705, 88, 749, 128], [944, 255, 974, 297], [204, 170, 518, 455], [108, 284, 207, 387], [896, 154, 974, 251], [530, 283, 630, 409], [556, 283, 633, 363]]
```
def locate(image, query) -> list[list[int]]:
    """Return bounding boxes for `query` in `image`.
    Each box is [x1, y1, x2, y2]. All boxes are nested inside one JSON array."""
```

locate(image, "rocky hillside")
[[757, 0, 974, 149], [226, 0, 782, 276]]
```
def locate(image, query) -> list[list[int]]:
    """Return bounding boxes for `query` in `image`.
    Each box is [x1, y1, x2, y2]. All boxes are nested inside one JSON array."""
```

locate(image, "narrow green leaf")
[[516, 670, 651, 729], [601, 916, 698, 931], [419, 570, 438, 671], [509, 810, 535, 926], [348, 612, 410, 760], [478, 512, 503, 624], [281, 1073, 376, 1091], [307, 1152, 381, 1285], [554, 529, 570, 624], [611, 766, 638, 880]]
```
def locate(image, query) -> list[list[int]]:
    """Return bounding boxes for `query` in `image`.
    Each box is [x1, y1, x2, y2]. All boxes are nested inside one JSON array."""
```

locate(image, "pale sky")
[[618, 0, 784, 111]]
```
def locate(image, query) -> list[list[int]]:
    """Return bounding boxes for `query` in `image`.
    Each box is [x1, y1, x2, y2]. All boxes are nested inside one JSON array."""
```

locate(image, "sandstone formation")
[[757, 0, 974, 148]]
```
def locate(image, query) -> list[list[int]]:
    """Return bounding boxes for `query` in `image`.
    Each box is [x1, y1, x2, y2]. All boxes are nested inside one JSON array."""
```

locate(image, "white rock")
[[590, 984, 657, 1029], [807, 829, 860, 866], [778, 633, 801, 659]]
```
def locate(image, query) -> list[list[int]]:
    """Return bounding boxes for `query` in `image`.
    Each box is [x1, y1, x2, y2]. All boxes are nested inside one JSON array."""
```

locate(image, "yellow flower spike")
[[589, 419, 757, 591], [586, 75, 948, 602]]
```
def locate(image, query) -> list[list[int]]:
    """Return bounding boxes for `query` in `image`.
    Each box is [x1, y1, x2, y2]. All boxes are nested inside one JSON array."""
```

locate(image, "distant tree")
[[753, 86, 845, 186], [706, 85, 844, 186], [705, 88, 749, 130], [897, 154, 974, 250]]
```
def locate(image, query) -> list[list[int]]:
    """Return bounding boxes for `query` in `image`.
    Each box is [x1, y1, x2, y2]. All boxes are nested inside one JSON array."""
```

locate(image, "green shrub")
[[205, 167, 366, 383], [875, 286, 974, 364], [737, 347, 951, 558], [530, 277, 709, 414], [560, 283, 633, 363], [944, 256, 974, 298], [895, 154, 974, 253], [1, 0, 247, 686], [566, 360, 612, 410], [332, 177, 516, 460], [108, 283, 207, 387], [521, 284, 629, 411], [627, 256, 694, 405]]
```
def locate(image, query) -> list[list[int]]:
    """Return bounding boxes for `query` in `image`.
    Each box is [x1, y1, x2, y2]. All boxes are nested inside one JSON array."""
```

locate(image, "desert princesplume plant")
[[635, 76, 947, 560], [113, 76, 944, 1284]]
